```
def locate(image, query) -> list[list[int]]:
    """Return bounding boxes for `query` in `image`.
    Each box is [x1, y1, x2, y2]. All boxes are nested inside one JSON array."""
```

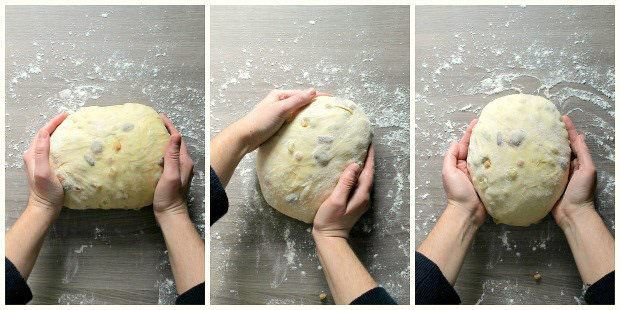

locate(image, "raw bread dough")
[[467, 94, 570, 226], [50, 103, 170, 209], [257, 96, 373, 223]]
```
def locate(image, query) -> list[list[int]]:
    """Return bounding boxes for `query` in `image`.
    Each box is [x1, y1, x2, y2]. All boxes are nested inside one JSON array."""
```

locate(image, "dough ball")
[[467, 94, 570, 226], [257, 96, 373, 223], [50, 103, 170, 209]]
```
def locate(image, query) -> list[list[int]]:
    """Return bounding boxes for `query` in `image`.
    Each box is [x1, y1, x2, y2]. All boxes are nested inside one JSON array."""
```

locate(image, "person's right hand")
[[23, 112, 68, 213], [552, 115, 597, 228], [233, 88, 321, 154], [312, 145, 375, 240], [442, 119, 486, 225]]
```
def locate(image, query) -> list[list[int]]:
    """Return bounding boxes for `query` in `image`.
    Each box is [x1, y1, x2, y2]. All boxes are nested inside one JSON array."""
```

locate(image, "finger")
[[264, 89, 304, 102], [347, 145, 375, 213], [179, 139, 194, 187], [569, 158, 578, 179], [23, 151, 31, 168], [574, 133, 595, 170], [562, 115, 579, 143], [159, 113, 180, 136], [562, 115, 595, 169], [34, 129, 52, 177], [456, 160, 471, 181], [457, 119, 477, 160], [183, 166, 194, 195], [316, 91, 332, 97], [23, 145, 34, 176], [328, 163, 361, 209], [563, 115, 583, 156], [442, 142, 458, 174], [277, 90, 306, 100], [279, 88, 317, 115], [358, 144, 375, 193], [563, 115, 585, 157], [162, 134, 182, 181], [347, 190, 370, 219], [23, 132, 40, 175], [41, 112, 69, 135]]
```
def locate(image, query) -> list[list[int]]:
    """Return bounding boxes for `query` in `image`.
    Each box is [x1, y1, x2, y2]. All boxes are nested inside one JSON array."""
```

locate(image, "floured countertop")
[[5, 6, 205, 305], [415, 6, 614, 305], [210, 6, 410, 305]]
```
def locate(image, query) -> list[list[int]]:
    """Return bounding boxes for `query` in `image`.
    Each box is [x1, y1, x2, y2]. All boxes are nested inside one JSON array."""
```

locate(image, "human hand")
[[234, 88, 323, 153], [442, 119, 486, 225], [552, 115, 597, 228], [153, 114, 194, 216], [23, 112, 68, 213], [312, 145, 375, 240]]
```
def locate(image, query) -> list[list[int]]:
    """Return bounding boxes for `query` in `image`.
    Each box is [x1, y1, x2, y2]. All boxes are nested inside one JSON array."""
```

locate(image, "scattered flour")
[[6, 7, 205, 304], [416, 6, 614, 305], [210, 6, 410, 304]]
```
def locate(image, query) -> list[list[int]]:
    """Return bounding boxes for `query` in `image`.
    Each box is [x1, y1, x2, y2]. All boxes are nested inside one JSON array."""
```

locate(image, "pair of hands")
[[443, 115, 597, 228], [233, 88, 375, 240], [23, 113, 193, 217]]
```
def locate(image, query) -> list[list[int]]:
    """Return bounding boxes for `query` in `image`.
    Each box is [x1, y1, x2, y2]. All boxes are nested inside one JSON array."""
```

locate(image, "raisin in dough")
[[257, 96, 373, 223], [50, 103, 170, 209], [467, 94, 570, 226]]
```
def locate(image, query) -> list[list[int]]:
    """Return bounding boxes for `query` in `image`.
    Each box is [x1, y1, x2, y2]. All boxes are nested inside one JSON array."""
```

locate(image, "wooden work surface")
[[5, 6, 205, 305], [210, 5, 410, 305], [415, 6, 614, 305]]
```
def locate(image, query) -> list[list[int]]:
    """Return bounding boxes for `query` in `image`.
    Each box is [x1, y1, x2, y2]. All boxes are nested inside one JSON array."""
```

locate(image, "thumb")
[[279, 88, 316, 115], [162, 134, 182, 180], [328, 163, 361, 207], [442, 142, 458, 172], [34, 129, 52, 176]]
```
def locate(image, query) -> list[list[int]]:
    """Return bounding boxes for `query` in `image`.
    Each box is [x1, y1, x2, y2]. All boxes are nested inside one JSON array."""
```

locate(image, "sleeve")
[[5, 257, 33, 305], [210, 166, 229, 226], [584, 271, 614, 305], [415, 251, 461, 305], [349, 286, 397, 305], [175, 282, 205, 305]]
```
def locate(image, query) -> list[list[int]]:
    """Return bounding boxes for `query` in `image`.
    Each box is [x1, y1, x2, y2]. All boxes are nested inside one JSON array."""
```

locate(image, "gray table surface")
[[210, 5, 410, 305], [5, 5, 205, 305], [415, 5, 614, 305]]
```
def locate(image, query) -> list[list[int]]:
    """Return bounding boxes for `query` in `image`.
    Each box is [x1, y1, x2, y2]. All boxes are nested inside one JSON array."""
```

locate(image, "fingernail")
[[306, 88, 316, 94]]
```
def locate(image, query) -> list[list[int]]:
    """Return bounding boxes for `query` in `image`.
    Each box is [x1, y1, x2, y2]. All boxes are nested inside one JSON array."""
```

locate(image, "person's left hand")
[[551, 115, 597, 229], [23, 112, 69, 213], [153, 114, 194, 216], [312, 145, 375, 240]]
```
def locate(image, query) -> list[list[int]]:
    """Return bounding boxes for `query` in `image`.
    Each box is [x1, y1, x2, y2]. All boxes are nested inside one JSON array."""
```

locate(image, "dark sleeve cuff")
[[585, 271, 614, 305], [415, 251, 461, 305], [350, 286, 397, 305], [210, 166, 229, 226], [175, 282, 205, 305], [5, 258, 33, 305]]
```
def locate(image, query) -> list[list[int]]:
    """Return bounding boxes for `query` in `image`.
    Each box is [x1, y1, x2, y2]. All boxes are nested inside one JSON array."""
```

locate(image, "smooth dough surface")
[[257, 96, 373, 223], [467, 94, 570, 226], [50, 103, 170, 209]]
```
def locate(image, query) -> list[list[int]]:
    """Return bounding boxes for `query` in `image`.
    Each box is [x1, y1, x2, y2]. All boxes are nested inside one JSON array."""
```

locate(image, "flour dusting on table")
[[416, 6, 614, 304], [6, 6, 205, 304], [210, 6, 410, 305]]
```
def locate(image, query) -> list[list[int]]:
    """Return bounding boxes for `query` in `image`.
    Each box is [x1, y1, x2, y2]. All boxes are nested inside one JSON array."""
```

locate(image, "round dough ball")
[[257, 96, 373, 223], [467, 94, 570, 226], [50, 103, 170, 209]]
